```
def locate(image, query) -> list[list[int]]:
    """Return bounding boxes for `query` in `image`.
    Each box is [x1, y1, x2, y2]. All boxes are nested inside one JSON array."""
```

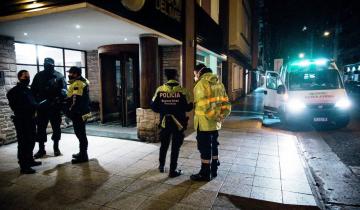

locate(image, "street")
[[234, 92, 360, 210]]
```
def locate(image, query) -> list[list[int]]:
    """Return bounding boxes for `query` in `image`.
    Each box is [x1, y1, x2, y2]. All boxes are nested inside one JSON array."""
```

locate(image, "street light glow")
[[324, 31, 330, 36], [299, 53, 305, 58]]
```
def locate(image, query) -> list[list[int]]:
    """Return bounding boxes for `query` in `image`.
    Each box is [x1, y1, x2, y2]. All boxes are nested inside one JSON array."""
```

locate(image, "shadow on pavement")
[[218, 194, 320, 210], [35, 159, 110, 205]]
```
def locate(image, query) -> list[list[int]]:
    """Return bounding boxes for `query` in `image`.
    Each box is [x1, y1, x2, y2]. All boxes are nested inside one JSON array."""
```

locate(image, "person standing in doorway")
[[151, 69, 193, 177], [66, 66, 91, 164], [31, 58, 67, 158], [190, 64, 231, 181], [7, 70, 42, 174]]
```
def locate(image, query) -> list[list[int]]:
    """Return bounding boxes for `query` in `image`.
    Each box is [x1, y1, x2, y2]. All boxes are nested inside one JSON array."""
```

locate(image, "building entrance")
[[99, 45, 139, 127]]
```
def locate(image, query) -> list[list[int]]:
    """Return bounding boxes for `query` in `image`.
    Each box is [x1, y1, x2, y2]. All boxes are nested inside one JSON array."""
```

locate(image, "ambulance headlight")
[[287, 99, 306, 113], [335, 98, 351, 109]]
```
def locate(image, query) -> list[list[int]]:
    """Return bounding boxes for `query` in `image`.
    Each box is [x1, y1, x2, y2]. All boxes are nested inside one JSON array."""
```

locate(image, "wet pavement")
[[2, 91, 359, 209], [0, 122, 319, 209], [234, 91, 360, 210]]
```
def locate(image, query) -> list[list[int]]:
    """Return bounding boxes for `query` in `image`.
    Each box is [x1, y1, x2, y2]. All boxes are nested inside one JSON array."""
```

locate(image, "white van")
[[263, 58, 351, 128]]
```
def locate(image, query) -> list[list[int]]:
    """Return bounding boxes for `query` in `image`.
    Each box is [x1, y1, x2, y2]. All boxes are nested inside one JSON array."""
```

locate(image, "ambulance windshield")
[[288, 69, 343, 91]]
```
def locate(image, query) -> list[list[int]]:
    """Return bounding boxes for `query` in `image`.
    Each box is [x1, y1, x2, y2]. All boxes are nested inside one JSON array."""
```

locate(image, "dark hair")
[[68, 66, 82, 75], [164, 68, 178, 80], [194, 64, 206, 72], [17, 70, 28, 79]]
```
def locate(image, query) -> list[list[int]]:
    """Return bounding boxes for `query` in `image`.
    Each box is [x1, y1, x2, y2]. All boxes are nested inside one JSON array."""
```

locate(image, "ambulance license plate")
[[313, 117, 328, 122]]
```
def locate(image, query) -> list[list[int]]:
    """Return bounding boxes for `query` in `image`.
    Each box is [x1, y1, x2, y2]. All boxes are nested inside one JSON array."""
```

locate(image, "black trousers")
[[13, 116, 36, 168], [36, 108, 62, 143], [71, 115, 88, 153], [196, 130, 219, 160], [159, 124, 184, 172]]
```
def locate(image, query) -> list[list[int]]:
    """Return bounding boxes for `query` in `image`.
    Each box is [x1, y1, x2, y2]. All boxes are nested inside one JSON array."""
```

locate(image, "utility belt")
[[161, 115, 187, 131]]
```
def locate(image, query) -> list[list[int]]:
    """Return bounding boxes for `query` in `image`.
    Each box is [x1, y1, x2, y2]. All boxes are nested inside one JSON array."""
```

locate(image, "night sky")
[[264, 0, 360, 65]]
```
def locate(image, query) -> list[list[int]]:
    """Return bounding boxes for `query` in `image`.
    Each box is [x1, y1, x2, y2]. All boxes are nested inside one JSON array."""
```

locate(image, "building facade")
[[0, 0, 258, 144]]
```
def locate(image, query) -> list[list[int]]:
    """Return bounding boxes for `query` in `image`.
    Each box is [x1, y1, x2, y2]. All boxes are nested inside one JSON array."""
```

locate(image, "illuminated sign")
[[155, 0, 182, 22]]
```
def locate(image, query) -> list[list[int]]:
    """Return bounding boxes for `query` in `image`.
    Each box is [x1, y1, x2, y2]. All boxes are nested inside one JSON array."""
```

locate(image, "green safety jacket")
[[194, 72, 231, 131], [151, 80, 193, 131]]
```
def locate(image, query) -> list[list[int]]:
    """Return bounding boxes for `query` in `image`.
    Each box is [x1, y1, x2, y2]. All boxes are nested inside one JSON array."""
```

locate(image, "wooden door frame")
[[98, 44, 139, 124]]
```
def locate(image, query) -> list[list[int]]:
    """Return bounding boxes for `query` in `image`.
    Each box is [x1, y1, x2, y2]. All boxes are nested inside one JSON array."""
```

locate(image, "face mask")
[[194, 75, 199, 82], [20, 79, 30, 86], [194, 67, 204, 82]]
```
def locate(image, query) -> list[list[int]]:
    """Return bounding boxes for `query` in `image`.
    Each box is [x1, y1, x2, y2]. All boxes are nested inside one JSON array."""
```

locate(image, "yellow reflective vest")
[[67, 77, 91, 121], [194, 72, 231, 131]]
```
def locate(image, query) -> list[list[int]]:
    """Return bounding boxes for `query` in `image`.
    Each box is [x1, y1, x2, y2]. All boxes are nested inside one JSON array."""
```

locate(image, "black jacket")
[[31, 69, 66, 107], [7, 83, 37, 118]]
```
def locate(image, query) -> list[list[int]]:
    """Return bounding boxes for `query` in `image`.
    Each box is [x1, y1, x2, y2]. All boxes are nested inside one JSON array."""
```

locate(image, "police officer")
[[7, 70, 42, 174], [31, 57, 67, 158], [66, 66, 91, 164], [151, 69, 193, 178], [190, 64, 231, 181]]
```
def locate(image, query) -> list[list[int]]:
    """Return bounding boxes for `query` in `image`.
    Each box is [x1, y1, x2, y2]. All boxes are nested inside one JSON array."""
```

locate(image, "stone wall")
[[86, 50, 100, 103], [0, 36, 17, 144], [86, 50, 100, 120], [159, 46, 181, 84], [136, 108, 160, 142]]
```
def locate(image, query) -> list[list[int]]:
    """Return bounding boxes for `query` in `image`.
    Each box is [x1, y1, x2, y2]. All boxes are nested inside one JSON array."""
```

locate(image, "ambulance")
[[263, 58, 351, 128]]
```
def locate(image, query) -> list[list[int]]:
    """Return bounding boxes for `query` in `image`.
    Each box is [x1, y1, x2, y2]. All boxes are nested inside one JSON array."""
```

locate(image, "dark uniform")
[[66, 67, 91, 163], [151, 79, 193, 176], [7, 82, 38, 172], [31, 58, 66, 157]]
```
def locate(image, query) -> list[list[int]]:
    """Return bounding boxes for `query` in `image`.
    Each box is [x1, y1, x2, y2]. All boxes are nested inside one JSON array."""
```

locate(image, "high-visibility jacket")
[[67, 76, 91, 121], [194, 72, 231, 131], [151, 80, 193, 130]]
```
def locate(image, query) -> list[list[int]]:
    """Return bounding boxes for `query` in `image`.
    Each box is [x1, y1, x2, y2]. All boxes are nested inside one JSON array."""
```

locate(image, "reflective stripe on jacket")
[[194, 72, 231, 131]]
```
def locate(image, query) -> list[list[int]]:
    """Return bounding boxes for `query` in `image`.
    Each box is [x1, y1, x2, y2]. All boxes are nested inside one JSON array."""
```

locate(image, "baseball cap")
[[44, 57, 55, 66]]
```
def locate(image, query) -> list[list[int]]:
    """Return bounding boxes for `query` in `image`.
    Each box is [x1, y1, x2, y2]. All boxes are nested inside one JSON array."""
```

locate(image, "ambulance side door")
[[264, 71, 283, 113]]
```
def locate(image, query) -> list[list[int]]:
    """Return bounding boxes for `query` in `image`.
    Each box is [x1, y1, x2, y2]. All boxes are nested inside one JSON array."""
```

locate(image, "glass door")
[[122, 54, 137, 126]]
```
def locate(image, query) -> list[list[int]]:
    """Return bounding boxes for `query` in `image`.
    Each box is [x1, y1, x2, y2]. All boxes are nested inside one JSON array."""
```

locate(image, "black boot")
[[71, 152, 89, 164], [53, 141, 61, 156], [34, 143, 46, 159], [72, 152, 80, 159], [169, 170, 182, 178], [158, 165, 165, 173], [211, 159, 220, 178], [20, 167, 36, 174], [190, 163, 211, 181], [29, 160, 42, 167]]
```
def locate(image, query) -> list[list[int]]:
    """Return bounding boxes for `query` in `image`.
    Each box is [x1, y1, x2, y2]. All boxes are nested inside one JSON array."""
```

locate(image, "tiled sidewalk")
[[0, 127, 318, 210]]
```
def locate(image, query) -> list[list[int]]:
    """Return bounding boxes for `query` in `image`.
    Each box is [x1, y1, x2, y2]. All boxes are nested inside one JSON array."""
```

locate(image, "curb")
[[295, 133, 326, 210]]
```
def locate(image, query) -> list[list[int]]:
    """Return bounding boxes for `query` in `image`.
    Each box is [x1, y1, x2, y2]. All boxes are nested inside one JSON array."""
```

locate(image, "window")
[[241, 0, 251, 44], [14, 43, 37, 64], [196, 54, 206, 65], [38, 46, 63, 66], [289, 70, 343, 91], [14, 42, 87, 85], [65, 50, 86, 67], [266, 72, 279, 90], [232, 63, 243, 91], [217, 60, 222, 80]]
